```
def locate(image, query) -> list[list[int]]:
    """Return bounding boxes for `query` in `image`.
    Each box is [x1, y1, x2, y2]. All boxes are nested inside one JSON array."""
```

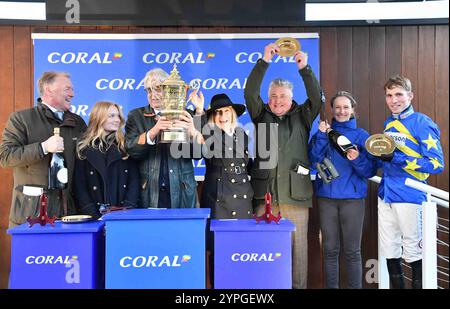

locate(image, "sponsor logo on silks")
[[385, 131, 407, 147], [25, 255, 78, 265], [112, 52, 123, 59], [119, 255, 191, 268], [230, 252, 282, 262], [205, 52, 215, 60]]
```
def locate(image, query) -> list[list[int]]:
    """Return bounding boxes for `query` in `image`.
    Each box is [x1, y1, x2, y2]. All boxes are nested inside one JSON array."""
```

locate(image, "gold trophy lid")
[[275, 37, 301, 57], [61, 215, 94, 223], [161, 64, 188, 87], [365, 134, 396, 156]]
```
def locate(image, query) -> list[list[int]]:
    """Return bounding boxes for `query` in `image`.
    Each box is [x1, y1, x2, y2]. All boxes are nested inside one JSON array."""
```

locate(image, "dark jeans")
[[318, 197, 365, 289]]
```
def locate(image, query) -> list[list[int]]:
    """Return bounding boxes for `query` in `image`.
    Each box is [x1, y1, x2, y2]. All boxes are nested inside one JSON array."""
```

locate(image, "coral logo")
[[25, 255, 77, 265], [119, 255, 191, 268], [181, 255, 191, 262], [47, 52, 122, 64], [142, 52, 206, 64], [235, 52, 297, 64], [231, 252, 282, 262], [205, 52, 216, 60], [189, 77, 247, 90]]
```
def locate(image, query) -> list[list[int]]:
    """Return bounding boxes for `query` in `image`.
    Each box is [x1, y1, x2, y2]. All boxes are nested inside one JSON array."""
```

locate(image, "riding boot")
[[410, 260, 422, 289], [386, 258, 405, 289]]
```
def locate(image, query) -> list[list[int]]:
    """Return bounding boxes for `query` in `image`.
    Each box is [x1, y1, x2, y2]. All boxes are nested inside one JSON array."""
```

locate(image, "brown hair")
[[330, 91, 357, 108], [384, 75, 412, 92], [37, 71, 70, 96]]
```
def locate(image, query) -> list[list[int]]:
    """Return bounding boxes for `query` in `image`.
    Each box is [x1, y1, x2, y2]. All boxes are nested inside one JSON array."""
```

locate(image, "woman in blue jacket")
[[309, 91, 377, 289]]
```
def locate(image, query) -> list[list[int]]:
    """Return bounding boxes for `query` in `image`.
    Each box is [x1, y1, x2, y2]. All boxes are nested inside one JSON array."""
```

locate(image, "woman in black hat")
[[189, 91, 254, 288], [190, 91, 254, 219]]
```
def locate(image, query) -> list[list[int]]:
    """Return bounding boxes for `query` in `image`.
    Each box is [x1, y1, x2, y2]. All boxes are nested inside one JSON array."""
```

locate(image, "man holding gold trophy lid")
[[372, 75, 444, 289], [245, 38, 323, 289], [125, 65, 204, 210]]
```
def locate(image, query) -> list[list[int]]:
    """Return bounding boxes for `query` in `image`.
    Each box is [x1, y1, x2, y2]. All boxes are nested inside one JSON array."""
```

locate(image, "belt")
[[223, 166, 246, 175], [99, 204, 131, 214]]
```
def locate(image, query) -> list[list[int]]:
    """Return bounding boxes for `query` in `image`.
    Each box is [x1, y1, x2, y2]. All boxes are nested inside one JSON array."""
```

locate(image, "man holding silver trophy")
[[369, 75, 444, 289], [125, 66, 204, 209]]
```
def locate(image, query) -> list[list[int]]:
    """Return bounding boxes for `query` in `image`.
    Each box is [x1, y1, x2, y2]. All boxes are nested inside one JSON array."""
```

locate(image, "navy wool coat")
[[73, 144, 140, 218]]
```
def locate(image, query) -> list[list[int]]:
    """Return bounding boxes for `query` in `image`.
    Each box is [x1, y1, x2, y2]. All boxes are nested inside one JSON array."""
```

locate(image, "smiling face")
[[102, 105, 122, 133], [213, 107, 234, 133], [146, 84, 163, 110], [268, 86, 293, 116], [385, 86, 413, 114], [332, 96, 354, 122], [45, 75, 74, 111]]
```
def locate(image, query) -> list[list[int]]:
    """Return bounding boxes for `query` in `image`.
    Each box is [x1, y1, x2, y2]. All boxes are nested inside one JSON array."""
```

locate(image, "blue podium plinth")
[[210, 218, 295, 289], [102, 208, 210, 289], [7, 221, 105, 289]]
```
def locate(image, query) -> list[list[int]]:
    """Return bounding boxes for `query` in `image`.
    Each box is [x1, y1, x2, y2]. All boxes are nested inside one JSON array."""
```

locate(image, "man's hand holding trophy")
[[263, 37, 306, 69], [365, 133, 396, 161], [158, 64, 195, 143]]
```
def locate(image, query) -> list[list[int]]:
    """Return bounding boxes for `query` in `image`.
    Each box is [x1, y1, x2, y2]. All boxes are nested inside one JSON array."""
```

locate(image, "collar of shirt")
[[41, 101, 59, 113], [392, 104, 414, 120]]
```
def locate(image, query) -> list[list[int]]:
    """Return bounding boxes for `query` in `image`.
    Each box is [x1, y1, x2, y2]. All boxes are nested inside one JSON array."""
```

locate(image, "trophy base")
[[160, 129, 188, 143]]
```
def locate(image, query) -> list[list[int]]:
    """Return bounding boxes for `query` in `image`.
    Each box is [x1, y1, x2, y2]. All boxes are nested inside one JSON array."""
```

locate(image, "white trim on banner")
[[31, 33, 319, 40]]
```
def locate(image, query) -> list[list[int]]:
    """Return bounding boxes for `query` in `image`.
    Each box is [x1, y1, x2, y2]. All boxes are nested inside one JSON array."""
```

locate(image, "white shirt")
[[146, 109, 161, 145], [40, 101, 63, 155]]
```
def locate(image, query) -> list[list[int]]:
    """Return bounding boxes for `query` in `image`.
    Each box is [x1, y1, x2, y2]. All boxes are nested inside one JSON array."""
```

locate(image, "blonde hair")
[[37, 71, 70, 97], [77, 101, 128, 159], [207, 106, 238, 131]]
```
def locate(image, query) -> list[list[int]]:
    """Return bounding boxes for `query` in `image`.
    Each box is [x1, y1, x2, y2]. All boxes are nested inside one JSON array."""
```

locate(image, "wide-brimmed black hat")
[[206, 94, 246, 118]]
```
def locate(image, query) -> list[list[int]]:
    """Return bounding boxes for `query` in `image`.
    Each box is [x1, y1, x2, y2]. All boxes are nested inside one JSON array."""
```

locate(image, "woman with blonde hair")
[[190, 91, 253, 219], [73, 101, 139, 218]]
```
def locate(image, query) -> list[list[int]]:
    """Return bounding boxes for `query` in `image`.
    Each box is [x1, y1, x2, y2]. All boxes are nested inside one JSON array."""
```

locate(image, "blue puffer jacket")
[[309, 118, 377, 199]]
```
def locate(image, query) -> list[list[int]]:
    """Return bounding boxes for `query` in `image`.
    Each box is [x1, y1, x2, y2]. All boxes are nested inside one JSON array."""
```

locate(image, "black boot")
[[410, 260, 422, 289], [386, 258, 405, 289]]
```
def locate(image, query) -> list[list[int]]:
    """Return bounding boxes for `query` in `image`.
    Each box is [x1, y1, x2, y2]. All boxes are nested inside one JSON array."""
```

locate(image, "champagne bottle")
[[48, 128, 68, 190], [327, 128, 358, 159]]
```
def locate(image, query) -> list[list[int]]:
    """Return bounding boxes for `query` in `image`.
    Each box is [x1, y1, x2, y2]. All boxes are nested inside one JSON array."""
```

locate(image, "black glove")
[[380, 152, 394, 162]]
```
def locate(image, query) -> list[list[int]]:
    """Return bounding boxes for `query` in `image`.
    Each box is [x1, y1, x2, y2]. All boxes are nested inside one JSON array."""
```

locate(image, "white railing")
[[370, 176, 449, 289]]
